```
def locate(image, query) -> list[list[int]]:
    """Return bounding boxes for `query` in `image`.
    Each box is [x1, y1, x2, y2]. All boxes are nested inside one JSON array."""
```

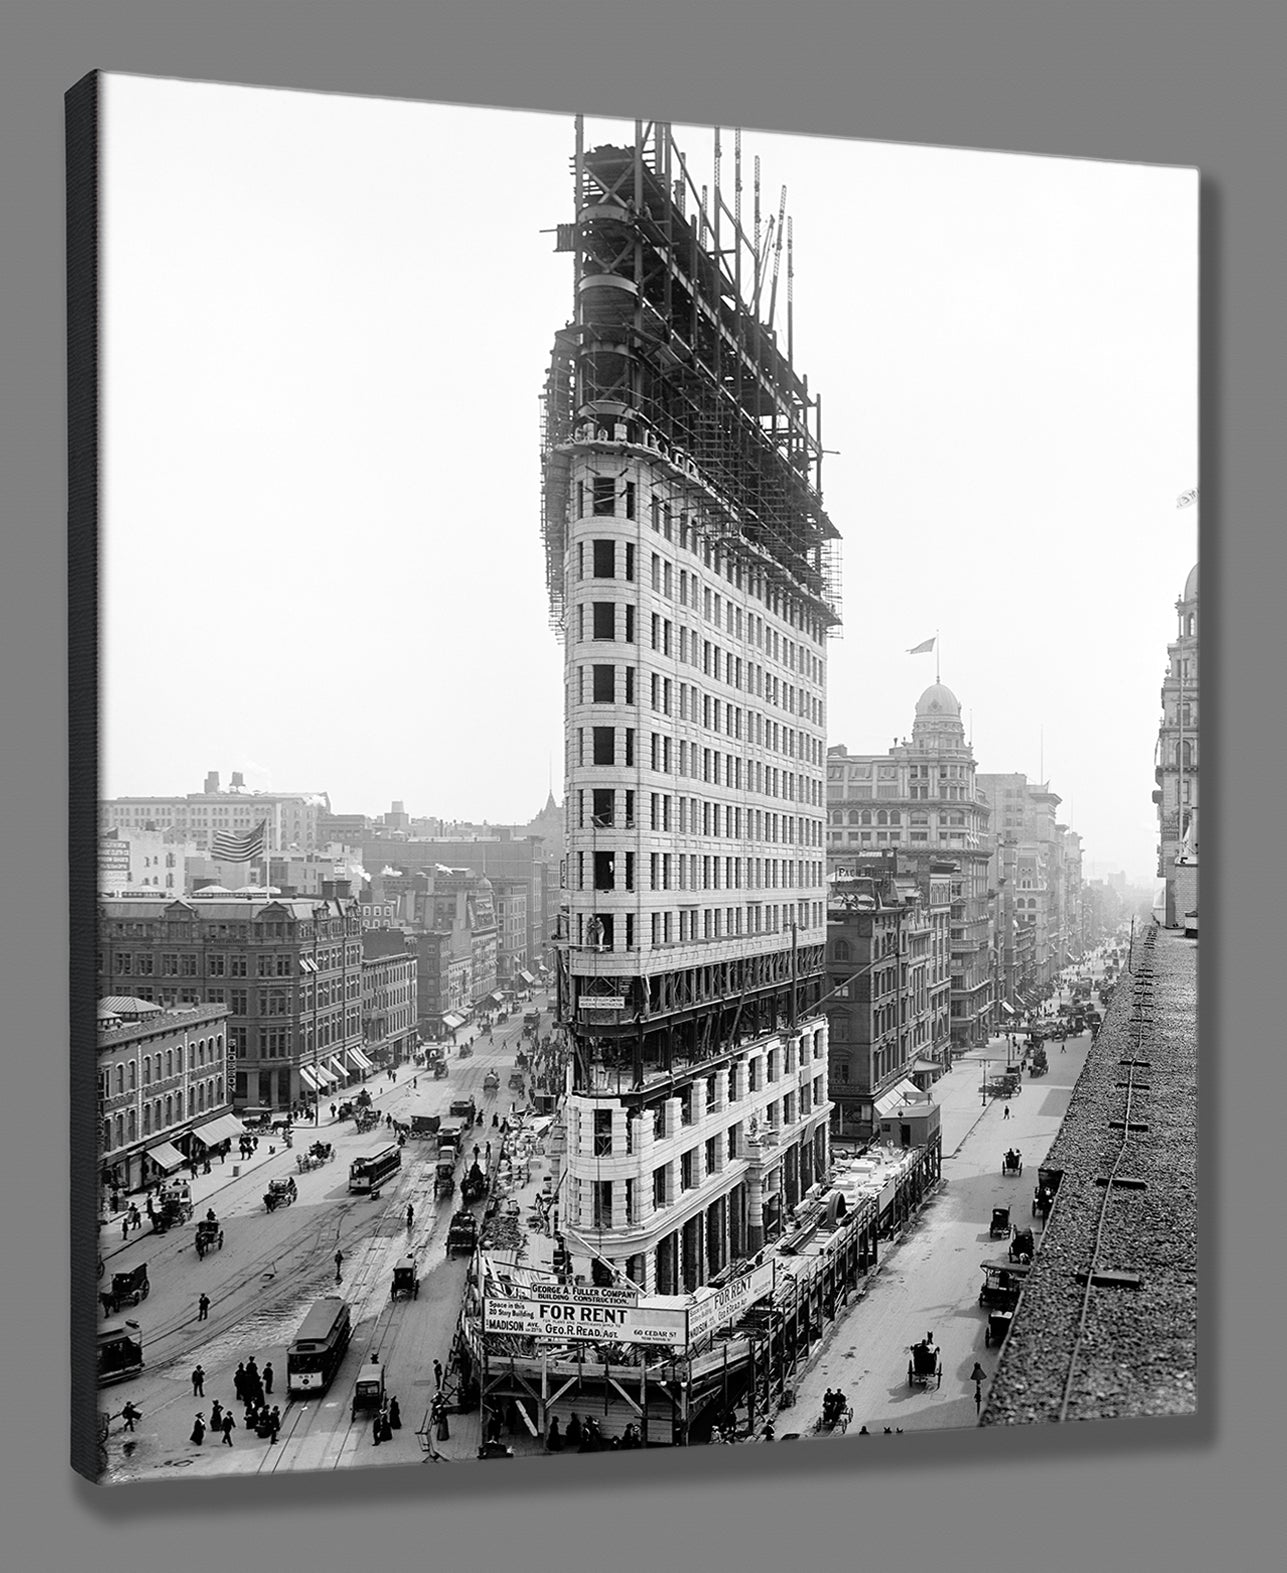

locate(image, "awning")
[[299, 1065, 323, 1092], [874, 1078, 921, 1119], [517, 969, 537, 987], [325, 1056, 349, 1082], [190, 1113, 246, 1148], [442, 1012, 466, 1031], [909, 1057, 941, 1075], [310, 1062, 338, 1088], [348, 1046, 374, 1072], [146, 1141, 185, 1173], [1000, 1001, 1016, 1015], [481, 991, 504, 1007]]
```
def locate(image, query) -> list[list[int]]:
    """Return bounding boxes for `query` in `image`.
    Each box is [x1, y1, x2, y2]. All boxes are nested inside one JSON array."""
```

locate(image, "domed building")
[[826, 681, 995, 1073], [1154, 562, 1198, 928]]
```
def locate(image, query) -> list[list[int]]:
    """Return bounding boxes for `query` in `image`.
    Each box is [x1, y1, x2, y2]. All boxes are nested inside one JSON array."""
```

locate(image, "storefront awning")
[[1000, 1001, 1016, 1015], [310, 1062, 338, 1088], [146, 1141, 185, 1173], [190, 1113, 246, 1148], [348, 1046, 374, 1072], [442, 1012, 466, 1031], [517, 969, 537, 987], [299, 1065, 323, 1092], [481, 991, 504, 1007], [874, 1078, 921, 1119], [325, 1056, 349, 1082], [909, 1057, 941, 1075]]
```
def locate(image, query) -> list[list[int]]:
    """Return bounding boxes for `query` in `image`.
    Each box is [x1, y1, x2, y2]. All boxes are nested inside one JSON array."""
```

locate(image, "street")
[[100, 999, 549, 1481], [784, 970, 1106, 1441]]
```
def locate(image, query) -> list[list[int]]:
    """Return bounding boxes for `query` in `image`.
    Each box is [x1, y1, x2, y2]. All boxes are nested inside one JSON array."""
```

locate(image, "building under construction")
[[539, 120, 843, 1297]]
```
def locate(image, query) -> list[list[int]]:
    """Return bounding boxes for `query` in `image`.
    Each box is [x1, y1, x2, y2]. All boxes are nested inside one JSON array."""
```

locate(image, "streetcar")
[[348, 1142, 402, 1194], [286, 1297, 353, 1395], [98, 1319, 144, 1386]]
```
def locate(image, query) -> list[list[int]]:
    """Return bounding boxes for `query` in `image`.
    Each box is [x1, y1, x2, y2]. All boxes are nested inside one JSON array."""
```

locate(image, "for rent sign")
[[483, 1291, 688, 1347], [685, 1261, 777, 1345]]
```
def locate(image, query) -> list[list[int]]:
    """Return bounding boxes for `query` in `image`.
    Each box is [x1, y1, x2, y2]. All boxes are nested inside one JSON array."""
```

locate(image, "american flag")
[[210, 819, 268, 863], [907, 637, 936, 655]]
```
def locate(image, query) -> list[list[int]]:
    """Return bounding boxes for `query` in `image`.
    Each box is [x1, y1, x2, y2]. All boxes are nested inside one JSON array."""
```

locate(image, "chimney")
[[204, 771, 220, 794]]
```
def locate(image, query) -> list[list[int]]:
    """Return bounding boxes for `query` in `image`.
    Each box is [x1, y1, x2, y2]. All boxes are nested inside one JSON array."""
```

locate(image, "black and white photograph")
[[79, 73, 1198, 1485]]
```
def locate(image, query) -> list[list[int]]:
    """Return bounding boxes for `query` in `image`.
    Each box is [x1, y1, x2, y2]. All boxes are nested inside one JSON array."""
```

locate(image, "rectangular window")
[[592, 478, 616, 516], [624, 482, 636, 521], [593, 602, 615, 639], [592, 727, 615, 765], [592, 664, 614, 702], [625, 605, 635, 643], [625, 729, 635, 767]]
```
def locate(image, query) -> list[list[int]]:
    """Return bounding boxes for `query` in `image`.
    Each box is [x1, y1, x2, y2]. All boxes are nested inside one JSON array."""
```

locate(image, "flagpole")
[[935, 630, 940, 684]]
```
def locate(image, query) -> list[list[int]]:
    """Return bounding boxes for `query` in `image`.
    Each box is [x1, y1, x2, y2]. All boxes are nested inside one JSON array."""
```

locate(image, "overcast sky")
[[101, 75, 1197, 886]]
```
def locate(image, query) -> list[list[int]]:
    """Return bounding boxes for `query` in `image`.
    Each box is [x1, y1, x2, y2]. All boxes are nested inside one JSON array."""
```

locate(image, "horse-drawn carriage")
[[460, 1162, 487, 1206], [1033, 1183, 1054, 1220], [458, 1042, 473, 1058], [101, 1263, 150, 1315], [433, 1059, 449, 1079], [263, 1176, 298, 1212], [446, 1210, 479, 1258], [1029, 1047, 1048, 1078], [907, 1338, 943, 1389], [1008, 1226, 1035, 1264], [434, 1156, 456, 1200], [152, 1179, 193, 1232], [390, 1256, 420, 1300], [195, 1218, 224, 1258], [482, 1071, 500, 1097], [1002, 1148, 1024, 1176], [508, 1071, 526, 1093], [354, 1107, 381, 1135], [296, 1140, 334, 1173], [351, 1359, 386, 1422], [978, 1259, 1031, 1345], [989, 1206, 1012, 1239]]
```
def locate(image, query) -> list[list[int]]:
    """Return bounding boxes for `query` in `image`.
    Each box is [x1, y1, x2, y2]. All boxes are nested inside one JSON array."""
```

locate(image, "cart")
[[482, 1071, 500, 1097], [351, 1359, 386, 1422], [978, 1259, 1031, 1317], [195, 1219, 224, 1258], [984, 1307, 1014, 1348], [989, 1206, 1012, 1239], [103, 1263, 150, 1314], [1009, 1226, 1035, 1263], [1001, 1148, 1023, 1176], [446, 1210, 478, 1258], [907, 1339, 943, 1389], [391, 1256, 420, 1300], [433, 1060, 449, 1080], [434, 1159, 456, 1201], [263, 1176, 297, 1212], [460, 1163, 488, 1206]]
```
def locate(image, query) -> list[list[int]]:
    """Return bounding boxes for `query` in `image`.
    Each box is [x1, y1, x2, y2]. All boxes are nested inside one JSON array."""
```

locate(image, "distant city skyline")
[[100, 78, 1196, 891]]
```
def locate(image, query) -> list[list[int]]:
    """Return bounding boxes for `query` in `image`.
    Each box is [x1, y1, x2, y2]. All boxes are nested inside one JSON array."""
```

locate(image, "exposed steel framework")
[[541, 119, 841, 639]]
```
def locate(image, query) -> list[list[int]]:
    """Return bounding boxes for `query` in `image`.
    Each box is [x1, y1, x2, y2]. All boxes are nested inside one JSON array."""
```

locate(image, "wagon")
[[390, 1256, 420, 1300], [483, 1071, 500, 1096], [446, 1210, 479, 1258], [1001, 1148, 1023, 1176], [1009, 1226, 1035, 1263], [433, 1060, 449, 1079], [195, 1219, 224, 1258], [104, 1263, 150, 1314], [978, 1259, 1030, 1314], [434, 1159, 456, 1200], [351, 1359, 386, 1422], [984, 1307, 1014, 1348], [907, 1339, 943, 1389], [1032, 1184, 1054, 1220], [460, 1163, 488, 1206], [263, 1176, 298, 1212], [989, 1206, 1012, 1239]]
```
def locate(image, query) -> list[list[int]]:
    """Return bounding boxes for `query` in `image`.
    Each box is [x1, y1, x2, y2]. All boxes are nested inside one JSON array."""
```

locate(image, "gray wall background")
[[1, 2, 1277, 1570]]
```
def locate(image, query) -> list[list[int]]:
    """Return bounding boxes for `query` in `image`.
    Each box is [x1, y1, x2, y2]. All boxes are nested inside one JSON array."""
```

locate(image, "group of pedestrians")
[[370, 1395, 402, 1446], [822, 1387, 851, 1429], [186, 1355, 282, 1450]]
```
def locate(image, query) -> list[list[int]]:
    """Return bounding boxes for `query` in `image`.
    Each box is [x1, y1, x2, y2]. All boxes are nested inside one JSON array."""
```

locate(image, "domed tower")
[[911, 682, 968, 756]]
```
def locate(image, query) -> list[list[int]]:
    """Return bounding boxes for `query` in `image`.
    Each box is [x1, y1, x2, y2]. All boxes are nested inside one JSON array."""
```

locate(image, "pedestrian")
[[120, 1401, 141, 1432], [191, 1365, 205, 1397], [492, 1113, 499, 1128], [485, 1141, 492, 1163], [473, 1145, 481, 1163], [434, 1396, 450, 1442], [432, 1358, 444, 1391], [267, 1406, 281, 1443], [405, 1203, 414, 1230], [565, 1413, 582, 1448], [210, 1400, 223, 1432], [388, 1396, 401, 1430], [335, 1249, 344, 1282], [1003, 1104, 1011, 1120], [330, 1103, 336, 1121], [128, 1204, 141, 1232], [121, 1215, 130, 1240], [263, 1361, 274, 1396], [197, 1293, 211, 1321], [234, 1362, 247, 1403], [221, 1412, 235, 1446], [202, 1156, 212, 1175], [190, 1413, 206, 1446]]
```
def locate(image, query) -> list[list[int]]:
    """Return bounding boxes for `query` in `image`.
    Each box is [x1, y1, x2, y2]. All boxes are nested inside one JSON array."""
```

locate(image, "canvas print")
[[69, 73, 1198, 1484]]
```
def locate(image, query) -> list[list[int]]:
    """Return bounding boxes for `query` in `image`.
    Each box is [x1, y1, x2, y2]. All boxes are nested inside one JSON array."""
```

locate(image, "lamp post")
[[981, 1059, 990, 1108]]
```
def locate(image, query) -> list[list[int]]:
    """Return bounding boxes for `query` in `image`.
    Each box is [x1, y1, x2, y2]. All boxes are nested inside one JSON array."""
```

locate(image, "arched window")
[[165, 1049, 172, 1077], [128, 1060, 137, 1091], [198, 1084, 206, 1112], [142, 1105, 152, 1135], [115, 1065, 125, 1095], [188, 1089, 196, 1116], [860, 810, 872, 826], [216, 1076, 224, 1103], [216, 1033, 224, 1053], [102, 1120, 112, 1152], [165, 1094, 173, 1125], [847, 810, 861, 825], [127, 1110, 137, 1142], [876, 810, 888, 826], [1181, 740, 1194, 768], [834, 939, 851, 962], [115, 1116, 124, 1150], [889, 810, 900, 825]]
